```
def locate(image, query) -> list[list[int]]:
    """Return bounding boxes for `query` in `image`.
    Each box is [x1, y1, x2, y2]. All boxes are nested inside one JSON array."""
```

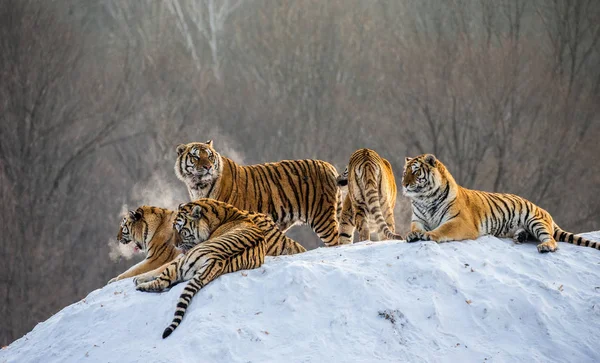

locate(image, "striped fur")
[[174, 141, 342, 246], [135, 199, 306, 338], [337, 148, 403, 243], [402, 154, 599, 253], [108, 206, 182, 284]]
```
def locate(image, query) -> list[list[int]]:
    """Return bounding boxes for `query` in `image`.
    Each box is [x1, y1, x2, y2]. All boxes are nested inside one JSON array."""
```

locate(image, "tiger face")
[[175, 140, 221, 188], [117, 209, 146, 253], [173, 202, 213, 251], [402, 154, 439, 197]]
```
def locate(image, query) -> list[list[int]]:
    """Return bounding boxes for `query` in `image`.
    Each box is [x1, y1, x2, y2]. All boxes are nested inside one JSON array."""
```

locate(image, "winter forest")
[[1, 0, 599, 345]]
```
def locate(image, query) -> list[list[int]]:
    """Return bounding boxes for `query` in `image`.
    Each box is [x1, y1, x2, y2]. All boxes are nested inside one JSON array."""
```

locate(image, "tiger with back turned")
[[134, 198, 306, 338], [174, 140, 342, 246], [108, 206, 182, 284], [402, 154, 599, 252], [337, 148, 403, 243]]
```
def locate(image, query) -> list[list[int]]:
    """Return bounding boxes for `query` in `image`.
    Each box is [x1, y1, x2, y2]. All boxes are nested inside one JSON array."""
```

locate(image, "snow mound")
[[3, 233, 600, 363]]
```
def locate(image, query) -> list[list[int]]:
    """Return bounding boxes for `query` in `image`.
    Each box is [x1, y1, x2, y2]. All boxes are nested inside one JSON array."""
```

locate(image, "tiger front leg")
[[133, 257, 182, 285], [406, 230, 429, 242], [108, 258, 159, 284], [422, 220, 478, 243], [136, 262, 180, 292], [406, 221, 428, 242]]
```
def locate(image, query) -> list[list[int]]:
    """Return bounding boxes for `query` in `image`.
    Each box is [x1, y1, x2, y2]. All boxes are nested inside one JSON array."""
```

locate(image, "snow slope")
[[3, 233, 600, 363]]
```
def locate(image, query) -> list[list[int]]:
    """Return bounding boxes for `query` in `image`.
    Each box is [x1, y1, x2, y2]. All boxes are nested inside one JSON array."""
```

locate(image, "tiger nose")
[[201, 164, 212, 171]]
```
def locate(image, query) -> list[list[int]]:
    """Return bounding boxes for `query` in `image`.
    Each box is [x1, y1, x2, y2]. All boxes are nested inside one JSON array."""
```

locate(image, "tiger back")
[[108, 206, 181, 284], [174, 141, 342, 246], [337, 148, 403, 243], [134, 199, 306, 338], [402, 154, 599, 253]]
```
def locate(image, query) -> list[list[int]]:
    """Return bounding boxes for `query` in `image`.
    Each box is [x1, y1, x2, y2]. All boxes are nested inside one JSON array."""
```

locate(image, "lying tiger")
[[134, 199, 306, 338], [174, 140, 342, 246], [108, 206, 182, 284], [402, 154, 599, 252], [337, 148, 403, 243]]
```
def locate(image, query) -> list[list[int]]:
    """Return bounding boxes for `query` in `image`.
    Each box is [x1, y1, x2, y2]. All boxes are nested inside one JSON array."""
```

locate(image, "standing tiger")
[[108, 206, 182, 284], [174, 140, 342, 246], [402, 154, 599, 252], [336, 148, 403, 243], [134, 199, 306, 338]]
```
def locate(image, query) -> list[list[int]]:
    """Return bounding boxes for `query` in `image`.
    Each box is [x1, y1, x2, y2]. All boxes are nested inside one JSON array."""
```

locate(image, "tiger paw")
[[406, 231, 427, 243], [536, 241, 558, 253], [107, 277, 118, 285], [133, 274, 156, 285], [135, 280, 165, 292], [513, 229, 528, 244]]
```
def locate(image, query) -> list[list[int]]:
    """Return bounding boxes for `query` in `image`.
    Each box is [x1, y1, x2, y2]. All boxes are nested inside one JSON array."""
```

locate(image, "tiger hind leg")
[[338, 194, 355, 244], [536, 238, 558, 253], [512, 228, 529, 244], [374, 201, 403, 241], [532, 225, 558, 253], [522, 215, 558, 253], [276, 220, 296, 233], [354, 208, 371, 242], [312, 202, 341, 247], [384, 207, 396, 234], [285, 240, 307, 254]]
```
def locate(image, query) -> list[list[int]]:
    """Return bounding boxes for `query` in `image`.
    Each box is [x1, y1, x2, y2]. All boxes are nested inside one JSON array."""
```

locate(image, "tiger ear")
[[178, 203, 185, 210], [205, 140, 213, 148], [190, 205, 202, 219], [176, 144, 187, 156], [129, 210, 142, 221], [405, 157, 411, 163], [424, 154, 437, 167]]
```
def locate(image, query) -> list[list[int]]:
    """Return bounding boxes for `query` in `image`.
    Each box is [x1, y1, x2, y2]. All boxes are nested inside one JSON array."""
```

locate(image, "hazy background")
[[1, 0, 599, 345]]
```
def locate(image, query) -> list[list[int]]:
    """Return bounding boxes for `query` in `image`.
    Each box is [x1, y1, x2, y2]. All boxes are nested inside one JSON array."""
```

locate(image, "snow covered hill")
[[2, 233, 600, 363]]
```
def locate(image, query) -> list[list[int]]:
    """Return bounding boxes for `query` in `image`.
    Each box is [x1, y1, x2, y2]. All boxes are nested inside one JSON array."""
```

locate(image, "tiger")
[[174, 140, 342, 246], [402, 154, 599, 253], [336, 148, 403, 243], [108, 206, 182, 284], [134, 198, 307, 338]]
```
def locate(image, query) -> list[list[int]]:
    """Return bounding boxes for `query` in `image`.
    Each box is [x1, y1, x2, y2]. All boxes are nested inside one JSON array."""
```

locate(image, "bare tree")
[[167, 0, 248, 80], [1, 0, 599, 345]]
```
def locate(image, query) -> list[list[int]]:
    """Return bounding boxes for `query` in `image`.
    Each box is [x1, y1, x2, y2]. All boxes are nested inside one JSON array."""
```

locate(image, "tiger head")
[[173, 200, 223, 251], [336, 166, 349, 187], [117, 206, 170, 254], [402, 154, 444, 197], [174, 140, 222, 188]]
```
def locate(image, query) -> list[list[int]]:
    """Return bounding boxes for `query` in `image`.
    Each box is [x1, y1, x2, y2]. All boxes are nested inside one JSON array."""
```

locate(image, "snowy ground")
[[2, 233, 600, 363]]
